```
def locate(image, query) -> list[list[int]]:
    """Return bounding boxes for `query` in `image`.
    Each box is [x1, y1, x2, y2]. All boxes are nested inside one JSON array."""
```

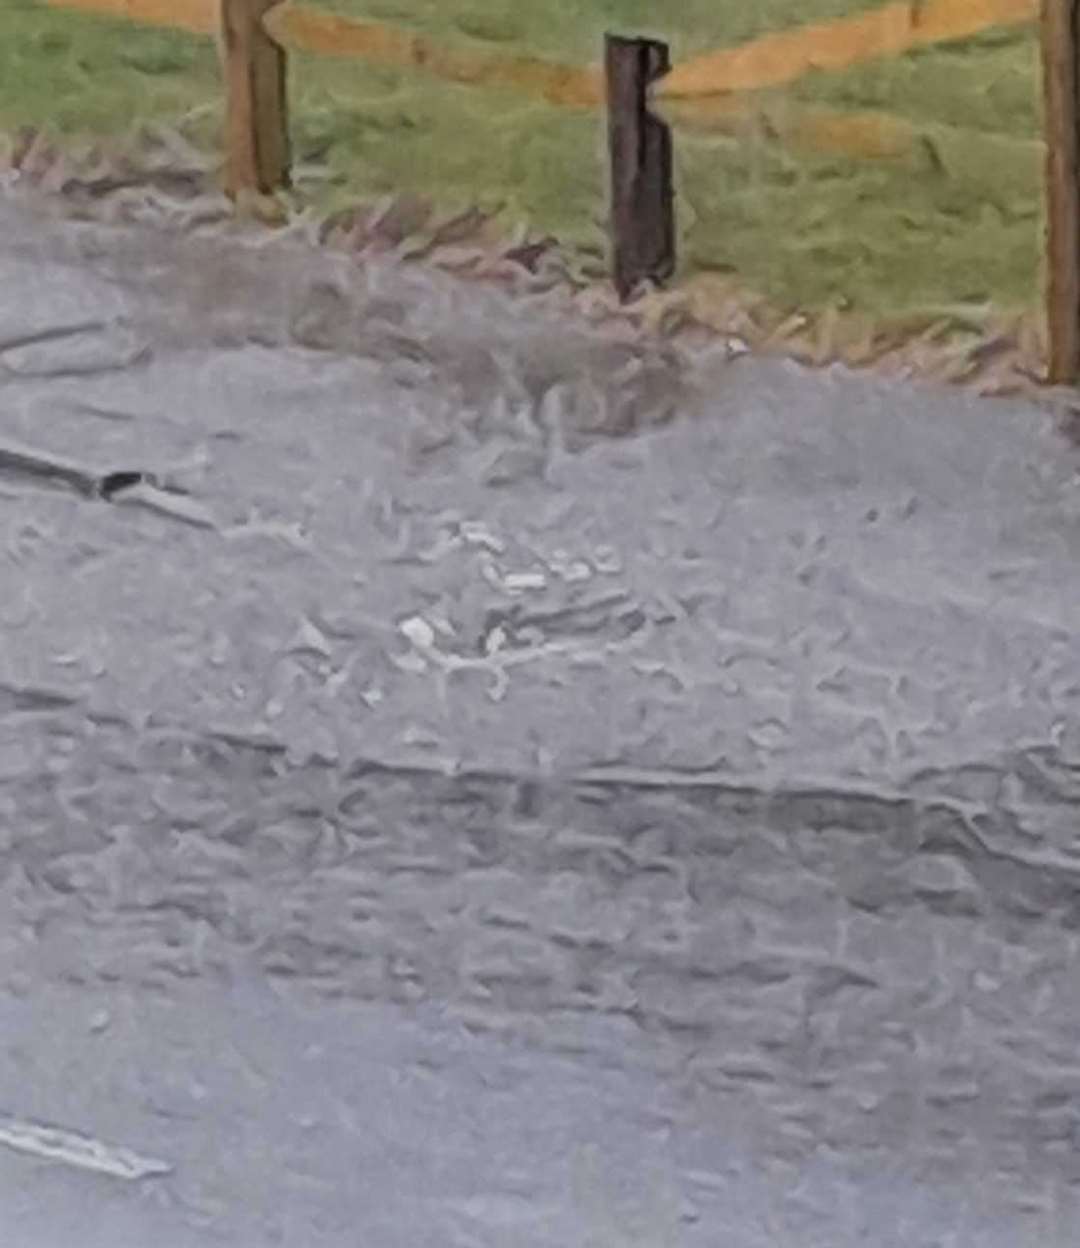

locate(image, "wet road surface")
[[1, 189, 1080, 1245]]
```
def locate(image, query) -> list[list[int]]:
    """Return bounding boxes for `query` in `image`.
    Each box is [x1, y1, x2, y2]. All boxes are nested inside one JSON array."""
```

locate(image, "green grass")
[[0, 0, 1048, 320], [0, 0, 220, 133], [789, 26, 1041, 139], [315, 0, 862, 61]]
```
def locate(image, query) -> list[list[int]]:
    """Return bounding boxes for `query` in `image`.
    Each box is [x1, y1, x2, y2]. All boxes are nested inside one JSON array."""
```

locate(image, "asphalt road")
[[1, 187, 1080, 1246]]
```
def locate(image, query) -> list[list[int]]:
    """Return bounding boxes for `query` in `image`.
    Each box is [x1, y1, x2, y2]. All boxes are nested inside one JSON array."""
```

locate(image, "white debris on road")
[[0, 1113, 172, 1181]]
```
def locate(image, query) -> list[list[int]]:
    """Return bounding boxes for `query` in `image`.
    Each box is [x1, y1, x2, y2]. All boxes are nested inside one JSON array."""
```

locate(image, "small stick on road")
[[605, 34, 676, 303], [1041, 0, 1080, 384], [220, 0, 291, 198]]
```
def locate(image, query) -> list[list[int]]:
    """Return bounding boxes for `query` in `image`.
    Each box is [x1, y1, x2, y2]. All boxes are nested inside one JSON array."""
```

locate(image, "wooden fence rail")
[[659, 0, 1037, 99]]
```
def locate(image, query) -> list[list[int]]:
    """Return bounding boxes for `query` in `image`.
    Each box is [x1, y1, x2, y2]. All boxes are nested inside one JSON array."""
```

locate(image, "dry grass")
[[0, 117, 1060, 412]]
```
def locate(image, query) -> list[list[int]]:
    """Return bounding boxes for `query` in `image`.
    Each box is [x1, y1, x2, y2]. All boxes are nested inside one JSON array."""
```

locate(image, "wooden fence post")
[[605, 34, 675, 303], [1042, 0, 1080, 385], [220, 0, 290, 198]]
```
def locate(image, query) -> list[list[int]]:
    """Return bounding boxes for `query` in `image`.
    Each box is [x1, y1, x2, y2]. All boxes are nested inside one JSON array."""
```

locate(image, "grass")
[[312, 0, 862, 60], [0, 0, 1048, 323], [0, 0, 220, 133]]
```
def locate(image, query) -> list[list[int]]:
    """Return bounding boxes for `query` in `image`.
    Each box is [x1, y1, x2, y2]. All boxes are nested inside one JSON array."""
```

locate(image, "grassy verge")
[[0, 0, 1048, 327]]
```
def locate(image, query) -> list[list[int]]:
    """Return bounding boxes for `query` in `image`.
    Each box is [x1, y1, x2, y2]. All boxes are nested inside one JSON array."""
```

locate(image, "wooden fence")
[[33, 0, 1080, 382], [1041, 0, 1080, 384]]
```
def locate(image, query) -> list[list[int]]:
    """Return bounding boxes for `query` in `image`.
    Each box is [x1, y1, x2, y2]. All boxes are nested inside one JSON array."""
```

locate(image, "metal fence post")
[[605, 34, 676, 302]]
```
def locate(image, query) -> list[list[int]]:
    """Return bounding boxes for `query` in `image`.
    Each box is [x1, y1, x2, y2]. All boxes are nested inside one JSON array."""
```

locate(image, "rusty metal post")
[[605, 34, 676, 302]]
